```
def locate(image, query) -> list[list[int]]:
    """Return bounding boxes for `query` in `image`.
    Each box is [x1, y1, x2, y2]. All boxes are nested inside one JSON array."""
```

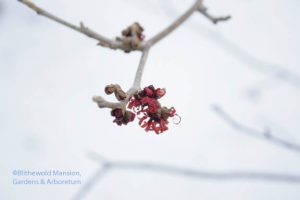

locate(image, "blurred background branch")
[[72, 151, 300, 200], [160, 0, 300, 98], [212, 104, 300, 153]]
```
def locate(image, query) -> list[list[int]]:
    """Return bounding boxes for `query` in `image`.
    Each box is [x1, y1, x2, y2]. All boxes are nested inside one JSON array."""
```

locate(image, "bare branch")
[[18, 0, 131, 51], [132, 48, 150, 88], [146, 0, 201, 46], [212, 105, 300, 153], [92, 48, 150, 110], [146, 0, 230, 47]]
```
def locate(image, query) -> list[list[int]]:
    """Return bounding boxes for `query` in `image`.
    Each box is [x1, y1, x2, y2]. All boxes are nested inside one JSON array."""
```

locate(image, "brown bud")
[[105, 84, 117, 95], [119, 22, 145, 52], [132, 22, 144, 35]]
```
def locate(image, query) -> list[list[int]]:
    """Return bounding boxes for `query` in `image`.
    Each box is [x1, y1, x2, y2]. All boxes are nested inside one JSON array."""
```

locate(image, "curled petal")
[[172, 114, 181, 125], [139, 115, 148, 126]]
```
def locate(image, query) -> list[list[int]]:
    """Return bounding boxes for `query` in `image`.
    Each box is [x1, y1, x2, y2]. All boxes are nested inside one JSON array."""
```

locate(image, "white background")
[[1, 0, 300, 199]]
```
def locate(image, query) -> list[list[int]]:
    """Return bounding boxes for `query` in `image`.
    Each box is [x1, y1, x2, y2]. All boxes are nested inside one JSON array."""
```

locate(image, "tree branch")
[[212, 105, 300, 154], [91, 48, 150, 110], [146, 0, 230, 47], [18, 0, 133, 51], [146, 0, 201, 46]]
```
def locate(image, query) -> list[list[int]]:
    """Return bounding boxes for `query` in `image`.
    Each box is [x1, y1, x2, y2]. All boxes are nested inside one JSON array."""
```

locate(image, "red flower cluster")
[[128, 85, 179, 134]]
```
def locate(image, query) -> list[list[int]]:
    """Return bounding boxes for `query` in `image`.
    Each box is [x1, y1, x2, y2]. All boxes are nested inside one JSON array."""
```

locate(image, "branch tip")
[[198, 6, 231, 24]]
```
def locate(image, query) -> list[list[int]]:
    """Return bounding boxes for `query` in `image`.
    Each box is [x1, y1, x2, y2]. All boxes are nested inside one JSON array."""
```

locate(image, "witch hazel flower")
[[128, 85, 180, 134], [95, 84, 179, 133]]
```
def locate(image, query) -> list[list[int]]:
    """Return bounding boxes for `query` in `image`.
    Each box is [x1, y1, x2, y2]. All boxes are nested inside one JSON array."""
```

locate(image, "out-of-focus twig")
[[212, 105, 300, 153], [72, 151, 300, 200], [72, 166, 109, 200]]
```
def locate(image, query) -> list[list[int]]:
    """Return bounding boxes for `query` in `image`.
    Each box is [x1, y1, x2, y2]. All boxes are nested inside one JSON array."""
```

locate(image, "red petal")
[[139, 115, 148, 125], [156, 88, 166, 98]]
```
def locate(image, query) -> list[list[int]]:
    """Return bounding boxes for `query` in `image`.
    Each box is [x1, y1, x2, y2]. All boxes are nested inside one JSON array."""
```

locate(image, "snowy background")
[[1, 0, 300, 199]]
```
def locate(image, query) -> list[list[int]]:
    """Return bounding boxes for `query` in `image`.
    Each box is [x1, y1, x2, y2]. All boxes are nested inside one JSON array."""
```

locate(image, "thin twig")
[[18, 0, 131, 51], [212, 105, 300, 153], [147, 0, 201, 46], [89, 152, 300, 183], [72, 167, 109, 200], [146, 0, 230, 47], [161, 0, 300, 96]]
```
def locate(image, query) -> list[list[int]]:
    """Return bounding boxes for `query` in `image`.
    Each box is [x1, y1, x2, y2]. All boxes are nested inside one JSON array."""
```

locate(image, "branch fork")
[[18, 0, 230, 132]]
